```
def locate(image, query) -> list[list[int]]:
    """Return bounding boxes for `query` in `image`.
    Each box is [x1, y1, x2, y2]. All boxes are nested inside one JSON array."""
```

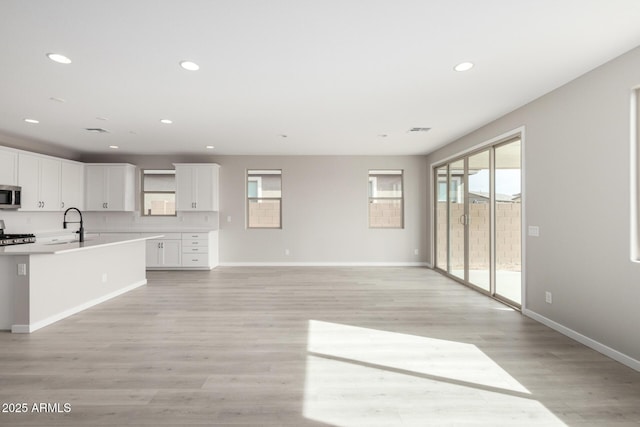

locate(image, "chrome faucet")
[[63, 207, 84, 242]]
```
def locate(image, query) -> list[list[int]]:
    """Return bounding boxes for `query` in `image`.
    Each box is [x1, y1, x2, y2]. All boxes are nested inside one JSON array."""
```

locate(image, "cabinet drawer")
[[182, 246, 208, 254], [182, 254, 209, 267], [182, 239, 208, 247], [182, 232, 208, 240]]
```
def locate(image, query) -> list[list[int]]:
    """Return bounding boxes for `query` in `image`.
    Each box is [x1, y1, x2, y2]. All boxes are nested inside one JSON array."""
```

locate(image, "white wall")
[[425, 46, 640, 363], [217, 155, 427, 264]]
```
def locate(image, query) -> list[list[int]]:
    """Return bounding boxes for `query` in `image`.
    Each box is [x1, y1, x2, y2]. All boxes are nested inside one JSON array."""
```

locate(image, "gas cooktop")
[[0, 234, 36, 246]]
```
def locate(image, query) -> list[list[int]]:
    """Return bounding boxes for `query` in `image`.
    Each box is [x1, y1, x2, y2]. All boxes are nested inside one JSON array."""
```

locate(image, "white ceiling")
[[2, 0, 640, 156]]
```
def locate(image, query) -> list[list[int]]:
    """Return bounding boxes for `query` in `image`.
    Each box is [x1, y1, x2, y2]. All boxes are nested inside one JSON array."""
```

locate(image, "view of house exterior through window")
[[142, 170, 176, 216], [369, 170, 403, 228], [247, 170, 282, 228]]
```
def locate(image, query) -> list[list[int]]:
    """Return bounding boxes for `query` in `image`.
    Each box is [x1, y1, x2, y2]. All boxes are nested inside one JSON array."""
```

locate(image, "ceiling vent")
[[85, 128, 109, 133], [408, 127, 431, 133]]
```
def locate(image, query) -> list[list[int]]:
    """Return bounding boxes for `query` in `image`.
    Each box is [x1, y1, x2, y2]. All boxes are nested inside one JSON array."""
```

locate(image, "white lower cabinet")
[[181, 233, 209, 267], [145, 233, 182, 268], [141, 231, 218, 270]]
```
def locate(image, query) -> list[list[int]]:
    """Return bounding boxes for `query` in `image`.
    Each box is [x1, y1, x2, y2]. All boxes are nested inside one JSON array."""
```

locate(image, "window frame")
[[368, 169, 404, 229], [633, 88, 640, 262], [141, 169, 177, 217], [247, 169, 282, 229]]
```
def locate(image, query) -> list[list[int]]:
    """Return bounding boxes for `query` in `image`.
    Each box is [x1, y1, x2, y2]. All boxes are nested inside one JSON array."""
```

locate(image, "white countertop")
[[89, 228, 217, 233], [0, 235, 163, 256]]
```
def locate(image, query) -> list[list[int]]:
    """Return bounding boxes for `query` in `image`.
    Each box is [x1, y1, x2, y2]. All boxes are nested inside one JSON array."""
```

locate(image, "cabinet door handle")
[[61, 202, 64, 208]]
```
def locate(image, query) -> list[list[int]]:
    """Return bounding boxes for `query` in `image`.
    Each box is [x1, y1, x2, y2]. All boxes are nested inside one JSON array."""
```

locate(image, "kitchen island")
[[0, 235, 161, 333]]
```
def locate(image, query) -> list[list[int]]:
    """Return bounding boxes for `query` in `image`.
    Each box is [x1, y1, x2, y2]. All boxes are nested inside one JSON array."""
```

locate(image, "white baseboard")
[[12, 279, 147, 334], [523, 308, 640, 372], [218, 262, 431, 267]]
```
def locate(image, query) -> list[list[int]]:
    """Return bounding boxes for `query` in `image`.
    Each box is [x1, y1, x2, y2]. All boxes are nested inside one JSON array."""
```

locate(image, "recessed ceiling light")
[[109, 145, 119, 149], [46, 53, 72, 64], [378, 134, 388, 138], [49, 97, 66, 103], [96, 116, 109, 121], [24, 118, 39, 124], [279, 134, 288, 138], [205, 145, 214, 149], [179, 60, 200, 71], [85, 128, 108, 133], [160, 119, 173, 124], [454, 62, 474, 72]]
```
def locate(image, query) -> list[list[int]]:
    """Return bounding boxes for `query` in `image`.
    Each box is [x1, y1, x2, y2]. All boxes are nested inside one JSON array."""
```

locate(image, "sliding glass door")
[[434, 138, 521, 307], [448, 159, 465, 281], [435, 166, 448, 271], [467, 150, 491, 292], [494, 140, 521, 304]]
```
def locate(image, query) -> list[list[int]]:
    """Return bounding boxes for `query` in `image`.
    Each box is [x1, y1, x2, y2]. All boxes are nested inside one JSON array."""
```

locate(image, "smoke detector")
[[85, 128, 109, 133]]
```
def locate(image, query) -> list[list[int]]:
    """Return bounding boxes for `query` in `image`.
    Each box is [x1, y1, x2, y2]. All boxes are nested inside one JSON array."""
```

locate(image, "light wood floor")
[[1, 267, 640, 426]]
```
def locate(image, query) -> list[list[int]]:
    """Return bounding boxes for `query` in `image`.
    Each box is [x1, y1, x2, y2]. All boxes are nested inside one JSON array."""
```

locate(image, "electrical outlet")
[[414, 249, 419, 255], [528, 226, 540, 237], [227, 216, 232, 223], [102, 273, 108, 283], [17, 263, 27, 276], [285, 249, 290, 256], [545, 291, 552, 304]]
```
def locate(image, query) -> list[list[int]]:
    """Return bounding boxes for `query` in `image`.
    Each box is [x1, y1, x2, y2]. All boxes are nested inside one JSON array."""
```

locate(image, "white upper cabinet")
[[60, 160, 84, 210], [18, 153, 61, 211], [85, 164, 136, 211], [0, 147, 18, 185], [174, 163, 219, 211]]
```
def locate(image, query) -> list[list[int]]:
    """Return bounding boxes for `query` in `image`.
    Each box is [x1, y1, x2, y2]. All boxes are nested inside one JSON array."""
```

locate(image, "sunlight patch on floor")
[[303, 320, 566, 426]]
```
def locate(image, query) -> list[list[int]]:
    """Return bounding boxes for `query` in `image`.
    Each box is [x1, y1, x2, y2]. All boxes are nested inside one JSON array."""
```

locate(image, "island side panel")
[[26, 240, 147, 331], [0, 257, 14, 330], [0, 256, 28, 330]]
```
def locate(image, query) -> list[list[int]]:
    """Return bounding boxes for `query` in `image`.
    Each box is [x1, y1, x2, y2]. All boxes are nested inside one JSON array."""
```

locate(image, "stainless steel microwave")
[[0, 185, 21, 209]]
